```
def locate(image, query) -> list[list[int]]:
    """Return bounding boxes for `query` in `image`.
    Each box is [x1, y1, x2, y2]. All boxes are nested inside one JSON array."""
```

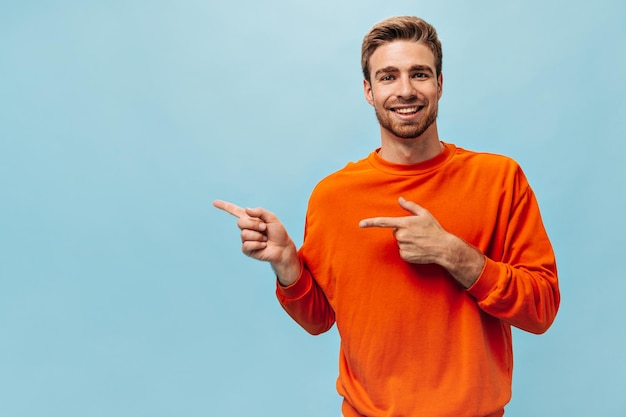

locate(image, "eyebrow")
[[374, 65, 435, 78]]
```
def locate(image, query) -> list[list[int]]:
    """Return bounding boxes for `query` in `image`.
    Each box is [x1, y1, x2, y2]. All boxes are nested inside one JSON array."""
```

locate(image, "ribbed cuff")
[[467, 257, 501, 301], [276, 260, 311, 300]]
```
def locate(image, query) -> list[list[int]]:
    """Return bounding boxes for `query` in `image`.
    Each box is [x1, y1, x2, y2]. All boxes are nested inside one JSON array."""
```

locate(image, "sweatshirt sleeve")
[[467, 184, 560, 334], [275, 259, 336, 335]]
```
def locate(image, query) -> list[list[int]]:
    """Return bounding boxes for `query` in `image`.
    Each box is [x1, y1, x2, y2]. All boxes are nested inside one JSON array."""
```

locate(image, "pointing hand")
[[359, 197, 484, 288], [359, 197, 448, 265], [213, 200, 301, 285]]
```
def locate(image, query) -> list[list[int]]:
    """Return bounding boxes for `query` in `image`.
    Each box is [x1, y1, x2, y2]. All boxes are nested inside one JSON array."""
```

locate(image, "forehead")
[[369, 40, 436, 73]]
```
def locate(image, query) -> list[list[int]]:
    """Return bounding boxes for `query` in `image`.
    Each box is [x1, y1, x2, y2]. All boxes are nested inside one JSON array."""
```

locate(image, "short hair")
[[361, 16, 443, 82]]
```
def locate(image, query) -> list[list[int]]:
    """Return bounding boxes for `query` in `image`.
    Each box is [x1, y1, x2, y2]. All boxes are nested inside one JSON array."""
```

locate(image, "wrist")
[[272, 243, 302, 286], [440, 234, 485, 288]]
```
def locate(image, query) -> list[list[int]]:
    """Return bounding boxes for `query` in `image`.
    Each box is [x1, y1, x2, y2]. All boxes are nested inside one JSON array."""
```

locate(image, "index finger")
[[359, 217, 403, 229], [213, 200, 246, 218]]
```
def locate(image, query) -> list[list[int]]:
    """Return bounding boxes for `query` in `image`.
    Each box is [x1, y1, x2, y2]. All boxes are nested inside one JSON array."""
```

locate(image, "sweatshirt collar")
[[368, 142, 456, 176]]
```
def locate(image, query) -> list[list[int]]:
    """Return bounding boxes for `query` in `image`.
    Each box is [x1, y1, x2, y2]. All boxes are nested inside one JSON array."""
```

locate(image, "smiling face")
[[364, 40, 443, 143]]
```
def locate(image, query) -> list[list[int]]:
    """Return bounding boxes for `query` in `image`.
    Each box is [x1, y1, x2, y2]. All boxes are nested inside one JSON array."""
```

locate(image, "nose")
[[397, 75, 417, 100]]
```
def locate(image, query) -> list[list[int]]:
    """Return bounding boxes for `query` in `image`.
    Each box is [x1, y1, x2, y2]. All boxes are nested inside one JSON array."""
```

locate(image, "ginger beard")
[[373, 96, 439, 139]]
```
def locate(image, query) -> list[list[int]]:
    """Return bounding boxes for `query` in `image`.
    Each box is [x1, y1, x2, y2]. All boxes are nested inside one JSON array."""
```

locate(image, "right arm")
[[276, 260, 335, 335], [213, 200, 301, 286], [213, 200, 335, 334]]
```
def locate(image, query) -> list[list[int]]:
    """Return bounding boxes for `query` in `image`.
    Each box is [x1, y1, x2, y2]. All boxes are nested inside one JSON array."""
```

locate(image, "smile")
[[392, 106, 423, 115]]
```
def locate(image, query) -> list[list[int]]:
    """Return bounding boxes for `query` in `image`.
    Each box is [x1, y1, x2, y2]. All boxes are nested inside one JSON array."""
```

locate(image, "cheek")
[[370, 89, 390, 107]]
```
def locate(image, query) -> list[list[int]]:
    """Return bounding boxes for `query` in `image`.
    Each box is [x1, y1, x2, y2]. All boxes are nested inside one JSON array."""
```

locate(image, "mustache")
[[387, 96, 425, 106]]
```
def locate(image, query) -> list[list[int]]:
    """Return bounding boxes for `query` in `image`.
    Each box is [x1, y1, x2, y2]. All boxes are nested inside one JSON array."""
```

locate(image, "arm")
[[214, 200, 336, 334], [276, 260, 336, 335], [359, 197, 485, 288], [213, 200, 301, 286], [465, 187, 559, 334], [360, 195, 559, 334]]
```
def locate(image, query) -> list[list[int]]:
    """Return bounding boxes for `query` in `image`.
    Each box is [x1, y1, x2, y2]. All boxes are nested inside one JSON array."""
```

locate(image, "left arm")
[[360, 196, 559, 334], [359, 197, 485, 288]]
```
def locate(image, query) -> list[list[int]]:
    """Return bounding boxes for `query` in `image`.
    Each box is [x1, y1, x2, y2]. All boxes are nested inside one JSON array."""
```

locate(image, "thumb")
[[398, 197, 427, 216]]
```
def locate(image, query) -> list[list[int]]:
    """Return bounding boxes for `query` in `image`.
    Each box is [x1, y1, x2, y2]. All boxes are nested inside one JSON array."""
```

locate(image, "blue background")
[[1, 0, 625, 415]]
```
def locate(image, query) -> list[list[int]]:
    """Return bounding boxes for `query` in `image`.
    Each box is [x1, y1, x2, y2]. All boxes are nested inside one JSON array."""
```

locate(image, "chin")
[[392, 127, 429, 139]]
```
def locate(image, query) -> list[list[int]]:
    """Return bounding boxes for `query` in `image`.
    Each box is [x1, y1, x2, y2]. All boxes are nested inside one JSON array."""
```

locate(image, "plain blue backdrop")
[[1, 0, 625, 415]]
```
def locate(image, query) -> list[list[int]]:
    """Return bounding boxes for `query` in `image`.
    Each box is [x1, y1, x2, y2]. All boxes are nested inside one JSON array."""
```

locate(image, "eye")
[[380, 75, 394, 81], [412, 72, 427, 79]]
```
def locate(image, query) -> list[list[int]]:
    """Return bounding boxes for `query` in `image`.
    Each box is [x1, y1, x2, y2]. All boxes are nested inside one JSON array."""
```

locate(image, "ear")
[[437, 73, 443, 99], [363, 79, 375, 106]]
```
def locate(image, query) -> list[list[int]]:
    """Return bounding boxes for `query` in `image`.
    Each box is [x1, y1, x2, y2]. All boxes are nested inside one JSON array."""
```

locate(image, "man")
[[214, 16, 559, 417]]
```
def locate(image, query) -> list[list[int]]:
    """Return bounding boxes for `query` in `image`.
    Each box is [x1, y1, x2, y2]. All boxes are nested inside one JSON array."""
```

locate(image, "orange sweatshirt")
[[276, 143, 559, 417]]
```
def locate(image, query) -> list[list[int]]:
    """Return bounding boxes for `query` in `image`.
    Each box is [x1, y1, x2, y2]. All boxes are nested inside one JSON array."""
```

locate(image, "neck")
[[378, 124, 443, 164]]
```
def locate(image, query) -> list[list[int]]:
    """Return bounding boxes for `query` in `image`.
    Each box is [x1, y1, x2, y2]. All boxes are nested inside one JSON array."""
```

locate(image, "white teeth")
[[395, 107, 419, 114]]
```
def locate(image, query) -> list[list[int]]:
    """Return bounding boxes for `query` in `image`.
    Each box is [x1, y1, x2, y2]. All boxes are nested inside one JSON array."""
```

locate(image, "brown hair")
[[361, 16, 443, 82]]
